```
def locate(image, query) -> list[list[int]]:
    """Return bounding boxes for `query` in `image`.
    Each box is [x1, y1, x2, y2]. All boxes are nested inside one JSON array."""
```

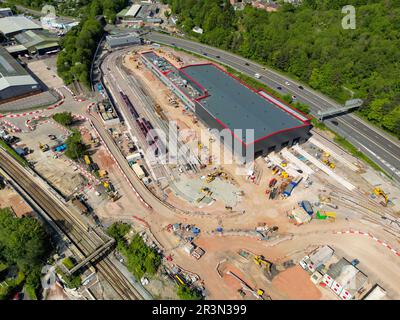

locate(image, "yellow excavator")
[[253, 255, 273, 273], [322, 152, 336, 169], [373, 187, 389, 206], [206, 168, 227, 183]]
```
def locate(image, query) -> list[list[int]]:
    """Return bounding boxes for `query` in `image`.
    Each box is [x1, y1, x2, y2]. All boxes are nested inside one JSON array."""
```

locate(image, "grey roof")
[[0, 16, 41, 36], [14, 29, 59, 51], [309, 245, 334, 266], [106, 32, 141, 48], [0, 46, 38, 91], [182, 64, 308, 144], [5, 44, 27, 53]]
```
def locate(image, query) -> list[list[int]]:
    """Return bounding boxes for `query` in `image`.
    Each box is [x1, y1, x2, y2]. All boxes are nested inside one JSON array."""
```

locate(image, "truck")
[[282, 176, 303, 197], [54, 144, 67, 152], [301, 200, 314, 215], [131, 163, 145, 179]]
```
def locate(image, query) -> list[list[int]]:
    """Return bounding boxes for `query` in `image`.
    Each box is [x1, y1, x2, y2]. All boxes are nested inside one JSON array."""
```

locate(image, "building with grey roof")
[[327, 257, 368, 300], [117, 4, 142, 22], [105, 32, 142, 49], [0, 16, 42, 37], [0, 8, 13, 18], [0, 46, 40, 103], [141, 51, 311, 160], [14, 29, 59, 55]]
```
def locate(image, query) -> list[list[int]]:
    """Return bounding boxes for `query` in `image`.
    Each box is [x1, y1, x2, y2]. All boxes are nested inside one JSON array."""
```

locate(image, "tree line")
[[54, 0, 128, 87], [163, 0, 400, 137], [0, 208, 50, 299]]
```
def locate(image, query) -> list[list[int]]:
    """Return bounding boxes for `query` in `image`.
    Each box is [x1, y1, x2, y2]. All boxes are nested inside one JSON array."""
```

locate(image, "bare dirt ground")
[[272, 266, 321, 300], [0, 187, 33, 217], [45, 283, 70, 300]]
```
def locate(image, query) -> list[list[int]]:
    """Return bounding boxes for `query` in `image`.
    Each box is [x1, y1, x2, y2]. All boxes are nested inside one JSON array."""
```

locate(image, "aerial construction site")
[[1, 39, 399, 301]]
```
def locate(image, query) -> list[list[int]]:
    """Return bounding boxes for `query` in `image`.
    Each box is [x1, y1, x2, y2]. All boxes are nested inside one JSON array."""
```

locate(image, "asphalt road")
[[144, 32, 400, 182]]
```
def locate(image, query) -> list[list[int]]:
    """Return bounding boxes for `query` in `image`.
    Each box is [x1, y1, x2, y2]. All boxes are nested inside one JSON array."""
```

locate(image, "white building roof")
[[0, 16, 41, 36], [0, 46, 38, 91], [125, 4, 142, 17], [364, 285, 387, 300], [0, 75, 38, 91]]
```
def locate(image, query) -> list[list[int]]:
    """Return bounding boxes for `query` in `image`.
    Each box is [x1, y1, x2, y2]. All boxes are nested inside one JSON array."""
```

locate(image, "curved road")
[[144, 32, 400, 182]]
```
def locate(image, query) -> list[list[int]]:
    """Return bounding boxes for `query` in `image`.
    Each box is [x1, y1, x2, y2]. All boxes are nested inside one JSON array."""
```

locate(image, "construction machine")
[[39, 143, 49, 152], [323, 159, 336, 169], [200, 187, 213, 197], [373, 187, 389, 206], [206, 168, 227, 183], [321, 152, 335, 169], [253, 255, 273, 273]]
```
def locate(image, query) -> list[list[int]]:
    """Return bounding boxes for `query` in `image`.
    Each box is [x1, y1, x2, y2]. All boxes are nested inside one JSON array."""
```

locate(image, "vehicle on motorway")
[[298, 85, 304, 90], [245, 62, 250, 66], [203, 52, 208, 56], [285, 81, 290, 86], [292, 95, 297, 100], [277, 86, 282, 90], [216, 55, 220, 58], [331, 120, 339, 126], [171, 43, 176, 46], [254, 73, 261, 79]]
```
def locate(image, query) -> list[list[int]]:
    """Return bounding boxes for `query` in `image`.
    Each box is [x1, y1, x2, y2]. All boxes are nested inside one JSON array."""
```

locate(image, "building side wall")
[[253, 125, 311, 156], [0, 85, 41, 103]]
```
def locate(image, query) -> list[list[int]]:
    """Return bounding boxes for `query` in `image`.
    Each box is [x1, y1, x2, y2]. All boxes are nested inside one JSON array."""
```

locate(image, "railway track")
[[0, 149, 143, 300]]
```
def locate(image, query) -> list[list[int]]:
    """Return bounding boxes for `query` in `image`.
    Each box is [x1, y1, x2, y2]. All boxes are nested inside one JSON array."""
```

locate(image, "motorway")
[[0, 149, 144, 300], [144, 32, 400, 182]]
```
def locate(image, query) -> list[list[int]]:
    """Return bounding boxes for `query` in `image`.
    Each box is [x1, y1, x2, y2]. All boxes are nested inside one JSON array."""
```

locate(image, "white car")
[[285, 81, 290, 86], [254, 73, 261, 79]]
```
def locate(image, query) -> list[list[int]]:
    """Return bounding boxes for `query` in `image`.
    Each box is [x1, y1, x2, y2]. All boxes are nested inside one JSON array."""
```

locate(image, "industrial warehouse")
[[141, 51, 311, 159], [0, 46, 40, 103]]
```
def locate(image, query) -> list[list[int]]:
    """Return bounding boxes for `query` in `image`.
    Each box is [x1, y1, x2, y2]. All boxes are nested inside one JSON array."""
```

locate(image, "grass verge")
[[0, 140, 28, 167]]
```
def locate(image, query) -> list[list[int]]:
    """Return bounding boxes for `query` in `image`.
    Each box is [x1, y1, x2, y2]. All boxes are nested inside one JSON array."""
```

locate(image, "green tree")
[[121, 234, 161, 279], [53, 112, 74, 127], [177, 285, 202, 300], [107, 222, 131, 243], [65, 130, 86, 160]]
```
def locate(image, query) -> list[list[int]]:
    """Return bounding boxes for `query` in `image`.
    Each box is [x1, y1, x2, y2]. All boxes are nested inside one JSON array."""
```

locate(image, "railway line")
[[0, 149, 144, 300]]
